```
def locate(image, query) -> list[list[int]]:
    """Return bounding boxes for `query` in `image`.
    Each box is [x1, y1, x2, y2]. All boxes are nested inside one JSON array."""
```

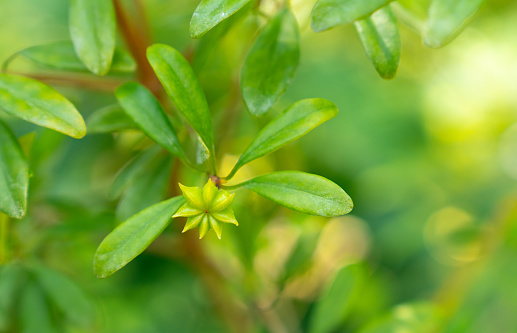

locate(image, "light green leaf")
[[115, 81, 189, 163], [190, 0, 253, 38], [311, 0, 392, 32], [86, 105, 138, 134], [19, 41, 135, 73], [424, 0, 485, 48], [147, 44, 215, 157], [226, 99, 337, 179], [241, 9, 300, 116], [0, 121, 29, 219], [310, 263, 366, 333], [94, 195, 185, 278], [354, 6, 401, 79], [31, 264, 96, 327], [19, 282, 56, 333], [0, 74, 86, 138], [233, 171, 353, 217], [69, 0, 116, 75]]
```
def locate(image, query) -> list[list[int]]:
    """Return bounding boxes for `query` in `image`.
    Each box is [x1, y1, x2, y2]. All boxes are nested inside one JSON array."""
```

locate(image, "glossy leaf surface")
[[94, 196, 185, 278], [354, 7, 401, 79], [236, 171, 353, 216], [226, 99, 337, 179], [86, 105, 137, 133], [190, 0, 252, 38], [241, 9, 300, 116], [0, 121, 29, 218], [69, 0, 116, 75], [0, 74, 86, 138], [147, 44, 214, 155], [311, 0, 391, 32]]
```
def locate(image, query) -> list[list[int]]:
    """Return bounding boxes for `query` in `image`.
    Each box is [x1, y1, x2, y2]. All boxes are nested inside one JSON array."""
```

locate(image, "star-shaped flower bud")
[[173, 179, 238, 239]]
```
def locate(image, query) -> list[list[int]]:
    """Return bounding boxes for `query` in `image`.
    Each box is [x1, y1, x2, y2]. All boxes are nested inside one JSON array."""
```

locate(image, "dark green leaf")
[[116, 153, 173, 222], [241, 9, 300, 116], [234, 171, 353, 216], [226, 99, 337, 179], [0, 121, 29, 218], [0, 74, 86, 138], [147, 44, 215, 156], [94, 195, 185, 278], [19, 282, 56, 333], [310, 263, 366, 333], [86, 105, 138, 134], [0, 264, 24, 331], [32, 264, 96, 327], [19, 41, 135, 73], [115, 81, 189, 163], [280, 230, 319, 284], [311, 0, 391, 32], [354, 6, 401, 79], [424, 0, 485, 48], [190, 0, 253, 38], [69, 0, 116, 75]]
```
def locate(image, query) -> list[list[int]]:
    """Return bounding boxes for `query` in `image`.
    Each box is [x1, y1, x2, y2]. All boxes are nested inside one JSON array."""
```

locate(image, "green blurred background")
[[1, 0, 517, 332]]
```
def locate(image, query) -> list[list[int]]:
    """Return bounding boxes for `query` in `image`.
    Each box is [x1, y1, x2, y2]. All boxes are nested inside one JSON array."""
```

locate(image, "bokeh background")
[[1, 0, 517, 332]]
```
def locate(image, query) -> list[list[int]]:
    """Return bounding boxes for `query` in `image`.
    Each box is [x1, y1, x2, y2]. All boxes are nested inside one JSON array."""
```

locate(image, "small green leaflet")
[[231, 171, 353, 217], [241, 9, 300, 117], [226, 99, 338, 179], [69, 0, 116, 75], [0, 121, 29, 218], [190, 0, 253, 38], [311, 0, 392, 32], [94, 196, 185, 278], [86, 105, 138, 134], [425, 0, 485, 48], [354, 6, 401, 79], [115, 81, 189, 164], [147, 44, 215, 159], [309, 263, 366, 333], [0, 74, 86, 139], [19, 41, 136, 73]]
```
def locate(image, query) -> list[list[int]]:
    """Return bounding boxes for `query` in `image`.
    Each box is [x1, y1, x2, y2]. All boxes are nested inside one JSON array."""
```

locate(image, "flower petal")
[[178, 183, 204, 209], [173, 203, 203, 218], [211, 208, 238, 226], [198, 215, 210, 239], [208, 215, 222, 239], [202, 179, 218, 206], [210, 191, 234, 212], [182, 214, 204, 233]]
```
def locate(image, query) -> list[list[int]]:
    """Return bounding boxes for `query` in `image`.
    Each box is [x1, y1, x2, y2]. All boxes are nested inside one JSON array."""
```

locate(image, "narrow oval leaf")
[[32, 264, 96, 327], [20, 41, 136, 73], [190, 0, 253, 38], [0, 121, 29, 218], [115, 81, 188, 163], [147, 44, 215, 155], [310, 263, 366, 333], [94, 196, 185, 278], [19, 283, 56, 333], [86, 105, 138, 134], [424, 0, 485, 48], [226, 99, 337, 179], [236, 171, 353, 216], [0, 74, 86, 138], [354, 6, 401, 80], [311, 0, 391, 32], [241, 9, 300, 116], [69, 0, 116, 75]]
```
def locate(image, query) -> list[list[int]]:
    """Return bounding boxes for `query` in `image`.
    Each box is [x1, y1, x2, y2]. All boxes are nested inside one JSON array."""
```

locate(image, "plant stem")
[[0, 213, 8, 265]]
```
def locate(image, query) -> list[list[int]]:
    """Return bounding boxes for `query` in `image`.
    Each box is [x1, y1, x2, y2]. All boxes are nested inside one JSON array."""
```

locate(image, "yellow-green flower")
[[173, 179, 238, 239]]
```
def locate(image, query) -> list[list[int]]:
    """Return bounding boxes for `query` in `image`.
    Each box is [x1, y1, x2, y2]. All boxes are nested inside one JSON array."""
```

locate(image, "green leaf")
[[69, 0, 116, 75], [354, 6, 401, 79], [0, 264, 24, 331], [116, 153, 173, 222], [309, 263, 366, 333], [226, 99, 337, 179], [19, 282, 56, 333], [234, 171, 353, 217], [94, 195, 185, 278], [280, 230, 319, 284], [190, 0, 253, 38], [31, 264, 96, 327], [19, 41, 136, 73], [86, 105, 138, 134], [0, 121, 29, 218], [241, 9, 300, 116], [424, 0, 485, 48], [0, 74, 86, 138], [115, 81, 189, 163], [311, 0, 392, 32], [147, 44, 215, 156]]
